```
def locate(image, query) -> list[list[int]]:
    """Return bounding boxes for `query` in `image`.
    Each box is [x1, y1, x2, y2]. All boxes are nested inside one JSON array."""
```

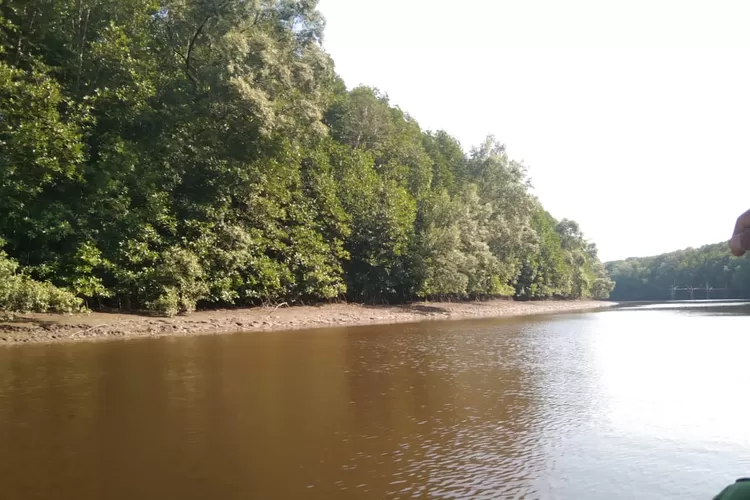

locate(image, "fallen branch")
[[268, 302, 289, 316], [69, 324, 108, 338]]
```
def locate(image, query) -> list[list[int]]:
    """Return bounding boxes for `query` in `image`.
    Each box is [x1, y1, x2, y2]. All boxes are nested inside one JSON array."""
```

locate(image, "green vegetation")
[[0, 0, 612, 316], [606, 242, 749, 301], [0, 243, 83, 316]]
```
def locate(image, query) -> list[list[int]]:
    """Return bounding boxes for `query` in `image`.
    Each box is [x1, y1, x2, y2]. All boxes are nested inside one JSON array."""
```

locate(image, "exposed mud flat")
[[0, 300, 614, 345]]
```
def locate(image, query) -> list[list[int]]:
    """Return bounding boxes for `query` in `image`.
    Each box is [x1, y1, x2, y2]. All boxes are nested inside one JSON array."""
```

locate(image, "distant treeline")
[[0, 0, 613, 316], [606, 242, 750, 301]]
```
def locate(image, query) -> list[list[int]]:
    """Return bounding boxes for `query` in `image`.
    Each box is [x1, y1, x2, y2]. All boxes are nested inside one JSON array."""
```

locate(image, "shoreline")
[[0, 300, 615, 345]]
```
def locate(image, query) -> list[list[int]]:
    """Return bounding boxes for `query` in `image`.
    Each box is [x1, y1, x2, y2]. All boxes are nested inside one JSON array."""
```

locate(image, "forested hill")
[[606, 242, 750, 301], [0, 0, 613, 316]]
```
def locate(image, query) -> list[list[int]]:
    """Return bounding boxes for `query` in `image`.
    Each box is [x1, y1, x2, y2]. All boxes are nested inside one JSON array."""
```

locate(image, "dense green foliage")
[[0, 242, 83, 315], [0, 0, 612, 315], [606, 242, 750, 301]]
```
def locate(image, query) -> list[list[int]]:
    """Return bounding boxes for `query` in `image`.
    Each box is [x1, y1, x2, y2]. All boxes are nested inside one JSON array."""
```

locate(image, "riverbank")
[[0, 300, 614, 345]]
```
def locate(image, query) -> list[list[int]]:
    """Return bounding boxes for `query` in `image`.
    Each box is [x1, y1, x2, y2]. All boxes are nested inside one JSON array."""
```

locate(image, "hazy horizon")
[[318, 0, 750, 262]]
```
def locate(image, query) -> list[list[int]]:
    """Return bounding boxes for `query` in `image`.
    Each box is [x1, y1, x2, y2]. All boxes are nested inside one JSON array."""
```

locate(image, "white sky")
[[317, 0, 750, 262]]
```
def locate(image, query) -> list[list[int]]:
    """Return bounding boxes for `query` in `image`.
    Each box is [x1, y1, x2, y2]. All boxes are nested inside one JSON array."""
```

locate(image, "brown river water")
[[1, 301, 750, 499]]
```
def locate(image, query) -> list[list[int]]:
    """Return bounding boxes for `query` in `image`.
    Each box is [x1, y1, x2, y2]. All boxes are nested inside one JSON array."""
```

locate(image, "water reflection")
[[616, 300, 750, 316], [0, 304, 749, 499]]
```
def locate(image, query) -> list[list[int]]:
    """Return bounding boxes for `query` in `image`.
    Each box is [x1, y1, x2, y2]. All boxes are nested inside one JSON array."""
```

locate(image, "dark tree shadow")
[[404, 304, 450, 315]]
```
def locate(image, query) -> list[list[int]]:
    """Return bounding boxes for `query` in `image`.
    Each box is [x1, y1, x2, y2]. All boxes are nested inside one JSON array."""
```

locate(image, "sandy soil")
[[0, 300, 614, 345]]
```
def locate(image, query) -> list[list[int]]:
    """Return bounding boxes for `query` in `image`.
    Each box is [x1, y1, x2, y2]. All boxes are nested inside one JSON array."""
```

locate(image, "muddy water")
[[1, 302, 750, 499]]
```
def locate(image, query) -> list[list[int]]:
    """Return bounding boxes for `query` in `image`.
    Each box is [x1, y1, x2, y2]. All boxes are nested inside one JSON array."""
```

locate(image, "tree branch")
[[185, 15, 211, 90], [15, 4, 39, 64], [183, 0, 232, 91]]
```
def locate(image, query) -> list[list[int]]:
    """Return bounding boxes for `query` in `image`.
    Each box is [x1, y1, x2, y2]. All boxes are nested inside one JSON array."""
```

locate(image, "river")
[[1, 301, 749, 499]]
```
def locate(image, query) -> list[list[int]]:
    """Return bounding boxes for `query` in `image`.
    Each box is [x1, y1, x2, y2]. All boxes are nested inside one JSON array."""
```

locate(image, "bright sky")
[[317, 0, 750, 262]]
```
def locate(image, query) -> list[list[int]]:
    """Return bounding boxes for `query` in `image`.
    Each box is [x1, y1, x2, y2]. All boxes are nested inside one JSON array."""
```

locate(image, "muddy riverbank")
[[0, 300, 614, 345]]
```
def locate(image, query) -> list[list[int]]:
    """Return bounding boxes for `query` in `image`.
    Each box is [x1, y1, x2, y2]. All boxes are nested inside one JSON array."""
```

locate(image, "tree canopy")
[[0, 0, 613, 315], [606, 242, 748, 301]]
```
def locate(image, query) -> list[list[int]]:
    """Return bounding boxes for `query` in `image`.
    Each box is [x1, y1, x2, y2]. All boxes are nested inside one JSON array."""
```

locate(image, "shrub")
[[0, 248, 83, 316]]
